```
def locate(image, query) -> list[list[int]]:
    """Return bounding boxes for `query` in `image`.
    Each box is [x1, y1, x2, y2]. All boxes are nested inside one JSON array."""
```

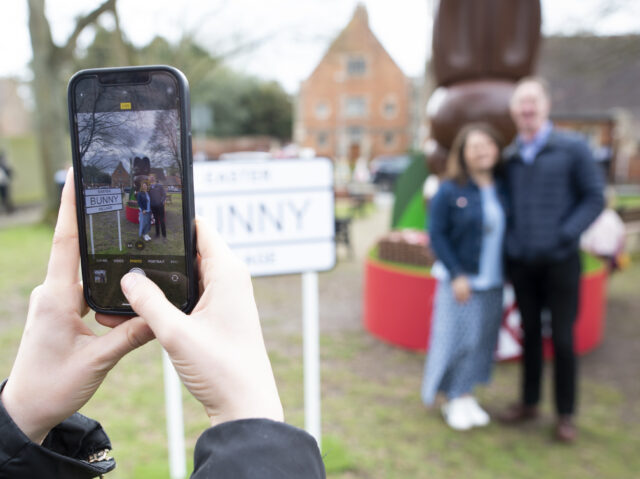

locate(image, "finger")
[[46, 168, 80, 286], [120, 272, 184, 342], [196, 217, 249, 289], [195, 216, 234, 264], [93, 316, 155, 366], [95, 313, 134, 329]]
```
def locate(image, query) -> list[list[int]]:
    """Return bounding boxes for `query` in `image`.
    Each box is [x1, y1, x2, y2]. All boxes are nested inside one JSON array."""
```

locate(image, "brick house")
[[295, 4, 411, 163], [110, 161, 130, 188]]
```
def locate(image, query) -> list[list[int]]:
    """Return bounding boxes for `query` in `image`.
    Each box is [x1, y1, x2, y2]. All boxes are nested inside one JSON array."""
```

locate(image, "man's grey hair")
[[513, 76, 551, 100]]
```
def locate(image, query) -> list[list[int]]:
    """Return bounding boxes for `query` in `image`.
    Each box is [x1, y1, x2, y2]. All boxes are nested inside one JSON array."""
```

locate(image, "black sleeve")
[[0, 381, 115, 478], [192, 419, 326, 479], [559, 139, 605, 242], [429, 184, 463, 278]]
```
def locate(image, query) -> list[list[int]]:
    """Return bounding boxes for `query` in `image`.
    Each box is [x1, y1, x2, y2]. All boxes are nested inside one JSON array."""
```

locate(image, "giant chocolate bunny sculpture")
[[426, 0, 542, 174]]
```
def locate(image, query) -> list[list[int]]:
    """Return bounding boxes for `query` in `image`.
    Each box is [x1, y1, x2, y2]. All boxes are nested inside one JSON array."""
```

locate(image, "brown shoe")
[[497, 403, 539, 424], [555, 415, 577, 443]]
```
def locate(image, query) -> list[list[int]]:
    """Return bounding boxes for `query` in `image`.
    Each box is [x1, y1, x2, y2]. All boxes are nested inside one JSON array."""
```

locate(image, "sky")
[[1, 0, 640, 93], [79, 110, 155, 170]]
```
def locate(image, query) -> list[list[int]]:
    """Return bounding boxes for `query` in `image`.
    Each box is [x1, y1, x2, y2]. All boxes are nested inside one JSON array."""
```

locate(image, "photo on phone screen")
[[70, 68, 195, 313]]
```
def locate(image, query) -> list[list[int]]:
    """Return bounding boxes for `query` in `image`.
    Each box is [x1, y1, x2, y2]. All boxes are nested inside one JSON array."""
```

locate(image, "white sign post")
[[194, 158, 335, 447], [163, 351, 187, 479], [84, 187, 124, 254]]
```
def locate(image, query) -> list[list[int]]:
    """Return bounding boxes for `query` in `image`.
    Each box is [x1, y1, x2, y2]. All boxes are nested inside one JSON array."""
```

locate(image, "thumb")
[[94, 316, 155, 365], [120, 272, 184, 341]]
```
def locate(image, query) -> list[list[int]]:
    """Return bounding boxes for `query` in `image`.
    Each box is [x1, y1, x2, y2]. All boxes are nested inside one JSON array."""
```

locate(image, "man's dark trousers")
[[504, 130, 604, 416], [508, 252, 581, 415], [151, 204, 166, 237]]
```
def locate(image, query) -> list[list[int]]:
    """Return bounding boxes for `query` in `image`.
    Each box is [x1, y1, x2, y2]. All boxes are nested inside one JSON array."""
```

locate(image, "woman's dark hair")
[[445, 122, 505, 184]]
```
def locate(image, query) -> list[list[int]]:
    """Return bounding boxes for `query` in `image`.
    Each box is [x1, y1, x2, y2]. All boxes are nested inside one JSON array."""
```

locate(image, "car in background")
[[369, 155, 411, 191]]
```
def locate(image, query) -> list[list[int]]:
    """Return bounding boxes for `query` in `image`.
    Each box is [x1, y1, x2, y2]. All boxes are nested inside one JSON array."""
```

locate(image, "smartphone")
[[68, 65, 198, 315]]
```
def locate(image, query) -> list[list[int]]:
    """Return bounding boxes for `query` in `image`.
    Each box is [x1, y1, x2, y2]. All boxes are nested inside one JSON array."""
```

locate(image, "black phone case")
[[67, 65, 198, 315]]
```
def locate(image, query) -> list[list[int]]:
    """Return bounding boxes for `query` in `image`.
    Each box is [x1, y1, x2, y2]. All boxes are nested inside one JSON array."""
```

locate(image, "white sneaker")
[[441, 398, 474, 431], [463, 396, 490, 427], [144, 234, 151, 241]]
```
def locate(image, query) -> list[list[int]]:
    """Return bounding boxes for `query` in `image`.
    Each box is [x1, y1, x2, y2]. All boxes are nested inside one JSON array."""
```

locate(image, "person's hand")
[[116, 218, 284, 427], [452, 275, 472, 303], [1, 169, 154, 444]]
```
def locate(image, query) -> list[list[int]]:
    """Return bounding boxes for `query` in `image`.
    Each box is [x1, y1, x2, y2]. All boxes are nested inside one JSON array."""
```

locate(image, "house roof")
[[537, 35, 640, 120], [304, 3, 406, 83]]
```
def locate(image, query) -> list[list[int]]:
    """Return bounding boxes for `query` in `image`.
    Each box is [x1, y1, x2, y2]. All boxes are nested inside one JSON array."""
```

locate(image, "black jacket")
[[0, 381, 325, 479], [504, 129, 604, 263], [149, 184, 166, 207]]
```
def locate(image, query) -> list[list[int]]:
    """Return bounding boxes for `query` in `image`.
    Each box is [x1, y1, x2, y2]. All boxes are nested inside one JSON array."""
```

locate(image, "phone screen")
[[71, 71, 190, 311]]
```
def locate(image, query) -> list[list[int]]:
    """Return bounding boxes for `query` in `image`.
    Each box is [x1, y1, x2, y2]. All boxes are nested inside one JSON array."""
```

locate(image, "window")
[[348, 126, 363, 142], [384, 131, 395, 147], [345, 96, 366, 117], [315, 101, 330, 120], [383, 99, 397, 118], [317, 131, 328, 147], [347, 55, 367, 76]]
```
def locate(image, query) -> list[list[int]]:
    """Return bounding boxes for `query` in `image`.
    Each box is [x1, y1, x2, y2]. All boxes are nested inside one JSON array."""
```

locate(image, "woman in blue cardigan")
[[422, 123, 508, 431], [136, 181, 152, 241]]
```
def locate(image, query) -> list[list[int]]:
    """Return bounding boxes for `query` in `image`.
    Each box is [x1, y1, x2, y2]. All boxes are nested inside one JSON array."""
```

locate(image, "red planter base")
[[126, 205, 139, 224], [363, 258, 607, 360]]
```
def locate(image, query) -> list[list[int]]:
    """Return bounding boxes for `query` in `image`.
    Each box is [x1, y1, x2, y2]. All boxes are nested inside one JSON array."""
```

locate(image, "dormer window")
[[347, 55, 367, 76]]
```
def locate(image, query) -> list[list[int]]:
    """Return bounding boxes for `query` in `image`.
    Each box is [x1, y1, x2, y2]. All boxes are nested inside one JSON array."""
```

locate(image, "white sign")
[[84, 187, 124, 254], [194, 158, 336, 276], [193, 158, 333, 447], [85, 187, 123, 214]]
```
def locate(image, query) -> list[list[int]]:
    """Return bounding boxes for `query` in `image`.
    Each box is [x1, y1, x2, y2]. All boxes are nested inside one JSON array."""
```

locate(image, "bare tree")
[[27, 0, 119, 222], [146, 110, 182, 176]]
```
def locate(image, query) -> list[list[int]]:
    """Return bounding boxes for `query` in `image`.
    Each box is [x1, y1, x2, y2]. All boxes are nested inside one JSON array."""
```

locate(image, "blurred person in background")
[[500, 77, 604, 442], [149, 171, 167, 239], [0, 151, 14, 214], [136, 181, 152, 241], [421, 123, 508, 431]]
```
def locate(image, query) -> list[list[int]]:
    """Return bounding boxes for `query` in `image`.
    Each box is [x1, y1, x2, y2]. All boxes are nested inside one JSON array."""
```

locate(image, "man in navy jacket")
[[500, 77, 604, 442]]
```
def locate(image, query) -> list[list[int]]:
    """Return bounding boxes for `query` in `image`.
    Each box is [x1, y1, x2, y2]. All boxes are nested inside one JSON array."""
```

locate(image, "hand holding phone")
[[1, 170, 154, 444], [111, 218, 284, 427]]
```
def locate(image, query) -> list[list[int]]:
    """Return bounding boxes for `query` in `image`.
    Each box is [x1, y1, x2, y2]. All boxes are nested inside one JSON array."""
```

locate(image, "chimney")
[[353, 3, 369, 25]]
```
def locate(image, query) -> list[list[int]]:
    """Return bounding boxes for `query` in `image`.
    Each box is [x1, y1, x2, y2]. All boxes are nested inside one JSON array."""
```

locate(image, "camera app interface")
[[73, 72, 188, 309]]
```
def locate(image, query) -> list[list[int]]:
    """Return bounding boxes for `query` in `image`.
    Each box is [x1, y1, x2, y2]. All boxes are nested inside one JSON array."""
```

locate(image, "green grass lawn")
[[2, 135, 47, 206], [1, 223, 639, 478], [85, 194, 185, 255], [614, 194, 640, 210]]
